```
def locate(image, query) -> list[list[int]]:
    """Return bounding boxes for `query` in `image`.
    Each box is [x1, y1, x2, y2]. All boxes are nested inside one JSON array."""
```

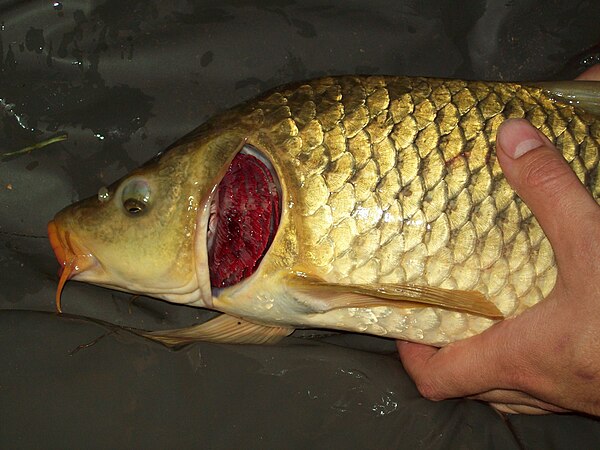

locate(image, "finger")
[[575, 64, 600, 80], [396, 319, 518, 400], [396, 341, 442, 397], [469, 389, 568, 413], [496, 118, 600, 255], [490, 402, 552, 415], [395, 341, 438, 365]]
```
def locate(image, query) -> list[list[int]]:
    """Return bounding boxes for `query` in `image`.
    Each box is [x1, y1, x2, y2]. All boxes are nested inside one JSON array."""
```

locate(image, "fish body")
[[49, 76, 600, 346]]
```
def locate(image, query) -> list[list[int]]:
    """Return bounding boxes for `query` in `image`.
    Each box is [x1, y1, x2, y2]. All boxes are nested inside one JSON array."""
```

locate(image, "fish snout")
[[47, 220, 97, 312]]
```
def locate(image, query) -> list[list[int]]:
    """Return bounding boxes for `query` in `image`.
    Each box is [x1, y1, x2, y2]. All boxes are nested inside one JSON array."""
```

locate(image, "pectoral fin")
[[139, 314, 294, 346], [287, 274, 504, 319]]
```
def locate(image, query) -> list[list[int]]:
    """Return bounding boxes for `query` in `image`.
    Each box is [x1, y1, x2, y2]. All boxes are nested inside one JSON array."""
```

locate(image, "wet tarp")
[[1, 1, 599, 448]]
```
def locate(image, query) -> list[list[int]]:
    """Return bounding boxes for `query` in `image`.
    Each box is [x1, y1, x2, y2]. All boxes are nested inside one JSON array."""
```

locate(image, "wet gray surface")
[[1, 0, 600, 448]]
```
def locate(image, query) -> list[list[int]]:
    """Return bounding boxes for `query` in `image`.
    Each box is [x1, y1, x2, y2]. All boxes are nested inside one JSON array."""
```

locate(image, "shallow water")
[[1, 1, 600, 448]]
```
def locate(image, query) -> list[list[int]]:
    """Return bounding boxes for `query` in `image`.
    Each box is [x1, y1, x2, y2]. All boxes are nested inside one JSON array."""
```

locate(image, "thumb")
[[396, 318, 520, 400], [495, 118, 600, 259]]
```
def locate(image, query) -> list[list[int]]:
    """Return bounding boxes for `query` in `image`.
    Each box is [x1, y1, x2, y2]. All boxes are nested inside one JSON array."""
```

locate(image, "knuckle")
[[505, 362, 534, 392], [414, 379, 444, 401]]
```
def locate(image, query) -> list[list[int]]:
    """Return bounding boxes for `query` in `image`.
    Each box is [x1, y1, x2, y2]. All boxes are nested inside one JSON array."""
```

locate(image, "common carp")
[[48, 76, 600, 346]]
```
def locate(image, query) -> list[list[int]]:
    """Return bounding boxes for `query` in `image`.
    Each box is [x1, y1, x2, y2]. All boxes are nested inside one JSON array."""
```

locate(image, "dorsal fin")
[[526, 81, 600, 116]]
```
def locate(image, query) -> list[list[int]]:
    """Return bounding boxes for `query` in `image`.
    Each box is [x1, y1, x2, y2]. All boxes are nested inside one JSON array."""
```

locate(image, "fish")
[[48, 76, 600, 346]]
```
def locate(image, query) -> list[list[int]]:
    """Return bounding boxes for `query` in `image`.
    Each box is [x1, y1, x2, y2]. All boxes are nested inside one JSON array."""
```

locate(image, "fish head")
[[48, 131, 245, 312]]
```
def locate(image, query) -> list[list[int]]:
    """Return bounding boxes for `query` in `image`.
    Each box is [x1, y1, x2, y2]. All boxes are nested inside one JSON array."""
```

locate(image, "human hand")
[[397, 66, 600, 415]]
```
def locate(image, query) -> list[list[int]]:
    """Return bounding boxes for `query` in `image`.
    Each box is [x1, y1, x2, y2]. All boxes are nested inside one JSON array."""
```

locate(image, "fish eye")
[[121, 179, 151, 216]]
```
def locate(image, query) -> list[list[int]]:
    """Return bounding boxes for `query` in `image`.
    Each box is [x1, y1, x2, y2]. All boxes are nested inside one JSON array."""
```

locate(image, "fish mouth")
[[205, 145, 281, 292], [48, 220, 98, 313]]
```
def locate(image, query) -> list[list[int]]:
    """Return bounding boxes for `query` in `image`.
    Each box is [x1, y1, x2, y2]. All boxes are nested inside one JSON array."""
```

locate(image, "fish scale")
[[231, 76, 600, 344], [49, 75, 600, 346]]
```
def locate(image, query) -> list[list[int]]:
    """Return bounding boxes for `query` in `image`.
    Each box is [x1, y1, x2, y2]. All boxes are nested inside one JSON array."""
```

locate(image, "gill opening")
[[207, 144, 282, 291]]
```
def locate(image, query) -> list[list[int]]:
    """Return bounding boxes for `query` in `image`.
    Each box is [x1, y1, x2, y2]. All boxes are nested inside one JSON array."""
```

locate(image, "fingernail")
[[497, 119, 546, 159], [513, 137, 544, 158]]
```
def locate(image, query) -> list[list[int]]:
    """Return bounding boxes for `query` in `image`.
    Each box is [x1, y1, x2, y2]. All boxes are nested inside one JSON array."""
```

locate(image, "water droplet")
[[98, 186, 110, 202], [371, 393, 398, 416], [306, 389, 318, 400], [337, 368, 367, 379]]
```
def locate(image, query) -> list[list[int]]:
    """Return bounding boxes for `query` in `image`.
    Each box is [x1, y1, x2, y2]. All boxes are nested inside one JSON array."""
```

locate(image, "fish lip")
[[48, 220, 96, 273], [48, 220, 100, 312]]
